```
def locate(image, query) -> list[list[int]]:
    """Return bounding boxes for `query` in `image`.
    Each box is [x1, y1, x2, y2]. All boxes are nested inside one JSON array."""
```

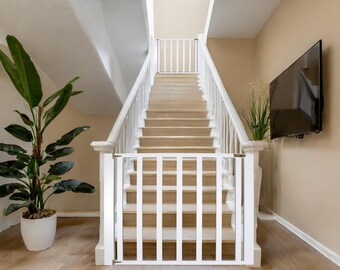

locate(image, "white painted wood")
[[163, 40, 167, 73], [182, 40, 186, 73], [176, 157, 183, 261], [116, 157, 124, 262], [156, 156, 163, 261], [215, 156, 222, 262], [244, 154, 255, 265], [189, 39, 192, 73], [157, 39, 160, 72], [170, 40, 173, 73], [235, 158, 243, 261], [195, 39, 198, 73], [95, 152, 114, 265], [137, 156, 143, 261], [117, 261, 245, 266], [196, 156, 203, 261], [176, 39, 179, 72]]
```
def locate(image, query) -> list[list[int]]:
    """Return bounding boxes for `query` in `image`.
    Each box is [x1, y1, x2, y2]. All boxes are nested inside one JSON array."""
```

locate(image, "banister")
[[197, 35, 250, 146], [107, 49, 153, 144]]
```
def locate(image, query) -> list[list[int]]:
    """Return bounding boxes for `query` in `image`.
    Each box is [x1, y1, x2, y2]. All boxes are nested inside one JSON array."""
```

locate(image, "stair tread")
[[123, 227, 235, 242], [143, 127, 211, 129], [146, 118, 209, 120], [124, 203, 232, 213], [147, 109, 207, 112], [140, 136, 213, 139], [125, 185, 227, 192]]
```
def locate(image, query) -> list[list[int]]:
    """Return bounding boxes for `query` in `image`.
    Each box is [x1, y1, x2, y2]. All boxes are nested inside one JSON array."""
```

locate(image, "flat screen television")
[[270, 40, 323, 139]]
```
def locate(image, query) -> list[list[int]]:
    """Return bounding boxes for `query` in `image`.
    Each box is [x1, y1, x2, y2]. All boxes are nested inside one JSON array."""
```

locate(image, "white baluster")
[[216, 156, 222, 261], [176, 157, 183, 261], [235, 157, 243, 262], [137, 156, 143, 262], [116, 157, 124, 262], [196, 157, 203, 261], [156, 156, 163, 261]]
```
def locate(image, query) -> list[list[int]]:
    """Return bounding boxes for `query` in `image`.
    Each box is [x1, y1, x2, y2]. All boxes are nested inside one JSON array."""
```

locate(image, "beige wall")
[[208, 0, 340, 256], [256, 0, 340, 255], [154, 0, 210, 38], [0, 44, 114, 225]]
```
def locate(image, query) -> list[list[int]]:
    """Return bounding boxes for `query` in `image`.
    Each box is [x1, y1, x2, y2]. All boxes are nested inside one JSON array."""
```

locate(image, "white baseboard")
[[259, 206, 340, 267], [0, 214, 20, 232], [0, 211, 99, 233], [56, 211, 100, 218]]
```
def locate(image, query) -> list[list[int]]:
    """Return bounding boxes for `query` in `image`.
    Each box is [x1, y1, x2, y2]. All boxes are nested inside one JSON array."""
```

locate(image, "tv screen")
[[270, 40, 323, 139]]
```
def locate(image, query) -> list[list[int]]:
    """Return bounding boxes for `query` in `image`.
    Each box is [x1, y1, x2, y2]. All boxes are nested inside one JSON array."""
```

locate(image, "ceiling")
[[0, 0, 149, 115], [208, 0, 281, 38]]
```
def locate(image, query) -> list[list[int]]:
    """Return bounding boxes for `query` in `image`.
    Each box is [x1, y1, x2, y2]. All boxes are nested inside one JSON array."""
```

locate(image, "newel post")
[[242, 141, 269, 267], [91, 141, 115, 266]]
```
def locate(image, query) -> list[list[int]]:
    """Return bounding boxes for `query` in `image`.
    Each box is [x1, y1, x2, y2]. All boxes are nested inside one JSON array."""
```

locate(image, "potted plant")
[[242, 81, 270, 140], [0, 35, 95, 251]]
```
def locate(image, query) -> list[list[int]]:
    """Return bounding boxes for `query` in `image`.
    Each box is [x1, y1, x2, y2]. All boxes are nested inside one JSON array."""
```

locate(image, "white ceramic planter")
[[20, 214, 57, 251]]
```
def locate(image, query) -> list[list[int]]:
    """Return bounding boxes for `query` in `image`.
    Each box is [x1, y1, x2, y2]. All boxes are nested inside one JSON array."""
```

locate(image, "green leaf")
[[45, 126, 90, 153], [0, 164, 26, 179], [43, 84, 72, 130], [6, 35, 42, 108], [43, 174, 62, 185], [14, 110, 33, 126], [44, 147, 74, 162], [5, 124, 33, 142], [3, 202, 30, 216], [0, 160, 26, 170], [16, 153, 30, 163], [52, 179, 95, 194], [9, 192, 29, 201], [0, 143, 26, 155], [0, 47, 24, 100], [42, 77, 79, 108], [27, 158, 38, 179], [0, 183, 27, 198], [48, 161, 75, 176]]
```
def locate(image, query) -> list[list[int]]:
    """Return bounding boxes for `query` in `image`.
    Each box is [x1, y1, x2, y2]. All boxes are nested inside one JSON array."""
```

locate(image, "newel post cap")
[[242, 140, 269, 153], [91, 141, 115, 153]]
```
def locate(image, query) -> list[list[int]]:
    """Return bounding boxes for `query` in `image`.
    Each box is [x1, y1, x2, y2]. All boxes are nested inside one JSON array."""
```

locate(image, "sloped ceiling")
[[208, 0, 280, 38], [0, 0, 148, 115]]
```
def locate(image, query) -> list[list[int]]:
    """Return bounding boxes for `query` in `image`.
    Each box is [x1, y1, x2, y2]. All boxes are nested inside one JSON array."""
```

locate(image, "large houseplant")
[[0, 35, 95, 250]]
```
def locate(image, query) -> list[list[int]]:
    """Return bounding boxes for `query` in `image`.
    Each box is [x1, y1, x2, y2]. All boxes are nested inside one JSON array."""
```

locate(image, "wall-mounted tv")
[[270, 40, 323, 139]]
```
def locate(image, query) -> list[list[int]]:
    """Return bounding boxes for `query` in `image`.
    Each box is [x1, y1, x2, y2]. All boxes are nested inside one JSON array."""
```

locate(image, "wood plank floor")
[[0, 218, 338, 270]]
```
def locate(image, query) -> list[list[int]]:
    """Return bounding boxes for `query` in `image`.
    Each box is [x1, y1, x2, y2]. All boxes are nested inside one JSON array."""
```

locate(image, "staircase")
[[92, 37, 266, 267], [122, 74, 234, 260]]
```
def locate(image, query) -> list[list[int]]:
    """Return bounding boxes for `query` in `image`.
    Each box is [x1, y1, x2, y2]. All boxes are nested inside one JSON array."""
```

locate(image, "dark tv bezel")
[[269, 40, 323, 139]]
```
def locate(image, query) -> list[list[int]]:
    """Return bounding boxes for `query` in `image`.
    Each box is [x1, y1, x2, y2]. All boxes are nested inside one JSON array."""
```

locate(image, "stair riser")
[[123, 213, 231, 227], [143, 128, 211, 136], [146, 111, 207, 118], [130, 175, 217, 186], [154, 78, 198, 83], [139, 138, 213, 147], [144, 119, 209, 127], [137, 148, 216, 153], [150, 93, 202, 98], [134, 159, 217, 171], [148, 104, 207, 110], [126, 191, 227, 204], [149, 99, 206, 104], [122, 242, 235, 261]]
